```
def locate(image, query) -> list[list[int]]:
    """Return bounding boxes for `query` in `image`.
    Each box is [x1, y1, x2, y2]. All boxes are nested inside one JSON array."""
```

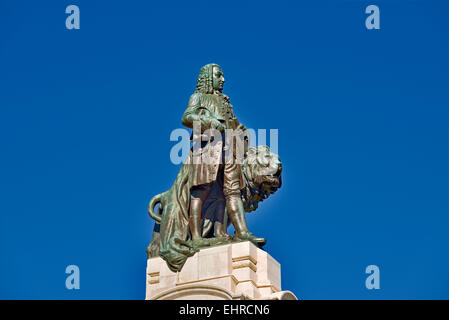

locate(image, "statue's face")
[[212, 66, 225, 92]]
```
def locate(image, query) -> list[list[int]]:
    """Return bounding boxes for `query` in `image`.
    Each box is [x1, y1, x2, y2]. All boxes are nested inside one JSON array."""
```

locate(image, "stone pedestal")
[[146, 241, 297, 300]]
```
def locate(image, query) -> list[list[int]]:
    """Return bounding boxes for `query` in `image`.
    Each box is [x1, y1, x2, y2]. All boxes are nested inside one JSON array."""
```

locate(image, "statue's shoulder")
[[188, 92, 205, 106], [188, 92, 215, 107]]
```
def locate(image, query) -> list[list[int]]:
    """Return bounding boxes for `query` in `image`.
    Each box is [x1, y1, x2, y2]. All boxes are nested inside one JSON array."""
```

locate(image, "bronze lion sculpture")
[[146, 145, 282, 272]]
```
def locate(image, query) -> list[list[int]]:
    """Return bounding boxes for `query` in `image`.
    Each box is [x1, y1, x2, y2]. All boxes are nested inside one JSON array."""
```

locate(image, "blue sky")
[[0, 0, 448, 299]]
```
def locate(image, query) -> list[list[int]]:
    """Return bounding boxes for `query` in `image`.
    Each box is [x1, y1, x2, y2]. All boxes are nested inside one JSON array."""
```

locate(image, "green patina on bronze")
[[146, 64, 282, 272]]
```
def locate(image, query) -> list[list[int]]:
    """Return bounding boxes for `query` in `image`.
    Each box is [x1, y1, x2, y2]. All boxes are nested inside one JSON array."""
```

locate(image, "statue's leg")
[[213, 211, 232, 240], [213, 165, 233, 240], [190, 184, 212, 242], [223, 162, 266, 246]]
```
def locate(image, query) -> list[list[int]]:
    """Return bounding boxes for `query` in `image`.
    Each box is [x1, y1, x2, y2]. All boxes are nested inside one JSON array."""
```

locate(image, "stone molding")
[[146, 241, 296, 300]]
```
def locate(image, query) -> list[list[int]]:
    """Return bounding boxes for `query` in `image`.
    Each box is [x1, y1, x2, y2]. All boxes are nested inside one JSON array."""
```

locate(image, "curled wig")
[[195, 63, 220, 94]]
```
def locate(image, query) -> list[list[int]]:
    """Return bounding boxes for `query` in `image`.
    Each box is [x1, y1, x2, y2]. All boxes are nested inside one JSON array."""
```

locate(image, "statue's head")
[[195, 63, 225, 94]]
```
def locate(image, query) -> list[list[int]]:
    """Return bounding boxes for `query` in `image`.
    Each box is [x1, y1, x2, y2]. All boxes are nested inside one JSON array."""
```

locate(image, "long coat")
[[182, 92, 244, 188]]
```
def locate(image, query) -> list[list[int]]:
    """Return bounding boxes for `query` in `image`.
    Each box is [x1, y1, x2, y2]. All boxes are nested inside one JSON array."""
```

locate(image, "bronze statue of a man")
[[146, 63, 283, 272], [182, 63, 265, 247]]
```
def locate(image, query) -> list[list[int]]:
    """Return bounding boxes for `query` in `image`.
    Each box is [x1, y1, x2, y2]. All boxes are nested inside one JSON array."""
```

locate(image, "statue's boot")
[[216, 232, 234, 241], [214, 220, 233, 240], [226, 195, 266, 247], [234, 230, 266, 247], [189, 197, 209, 249]]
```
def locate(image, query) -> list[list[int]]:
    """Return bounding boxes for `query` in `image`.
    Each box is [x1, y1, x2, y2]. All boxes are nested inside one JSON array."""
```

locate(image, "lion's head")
[[241, 146, 282, 212]]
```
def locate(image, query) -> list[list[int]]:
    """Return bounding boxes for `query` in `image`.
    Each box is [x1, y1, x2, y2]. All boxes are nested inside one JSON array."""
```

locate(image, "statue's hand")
[[210, 118, 225, 132], [230, 124, 247, 137], [236, 123, 247, 131]]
